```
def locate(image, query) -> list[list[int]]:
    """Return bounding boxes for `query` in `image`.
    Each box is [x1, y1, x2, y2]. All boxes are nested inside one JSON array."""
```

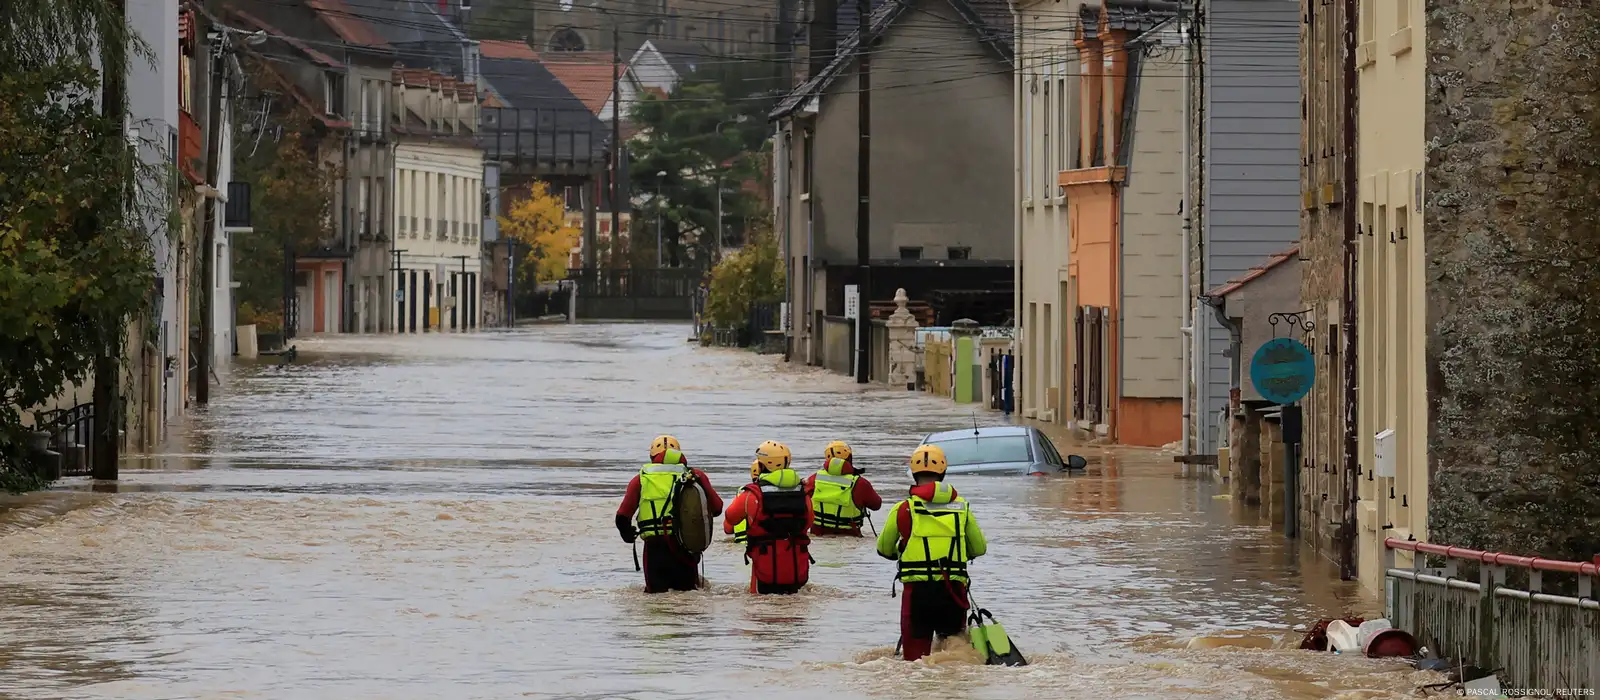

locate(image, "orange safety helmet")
[[909, 444, 948, 477], [754, 440, 792, 473], [650, 435, 682, 461], [824, 440, 853, 462]]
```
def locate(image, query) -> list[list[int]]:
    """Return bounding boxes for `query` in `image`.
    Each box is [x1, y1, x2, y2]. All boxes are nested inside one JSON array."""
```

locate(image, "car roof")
[[923, 425, 1034, 442]]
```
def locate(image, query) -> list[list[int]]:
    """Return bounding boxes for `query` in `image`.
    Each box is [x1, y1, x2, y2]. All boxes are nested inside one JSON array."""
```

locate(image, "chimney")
[[457, 0, 472, 26], [808, 0, 838, 79]]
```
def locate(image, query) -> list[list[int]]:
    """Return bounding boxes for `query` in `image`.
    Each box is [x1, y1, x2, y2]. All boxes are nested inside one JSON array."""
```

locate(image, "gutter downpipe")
[[1179, 7, 1192, 455], [778, 122, 793, 360], [1010, 0, 1023, 410]]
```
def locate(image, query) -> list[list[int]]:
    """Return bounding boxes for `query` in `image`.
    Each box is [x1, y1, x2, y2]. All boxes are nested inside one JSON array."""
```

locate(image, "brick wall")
[[1424, 1, 1600, 561]]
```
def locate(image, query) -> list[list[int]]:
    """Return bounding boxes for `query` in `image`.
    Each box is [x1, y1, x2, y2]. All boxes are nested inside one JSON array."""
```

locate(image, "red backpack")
[[743, 482, 812, 586]]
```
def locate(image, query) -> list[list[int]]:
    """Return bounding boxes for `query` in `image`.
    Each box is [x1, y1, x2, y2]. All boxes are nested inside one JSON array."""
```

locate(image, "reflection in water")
[[0, 325, 1440, 698]]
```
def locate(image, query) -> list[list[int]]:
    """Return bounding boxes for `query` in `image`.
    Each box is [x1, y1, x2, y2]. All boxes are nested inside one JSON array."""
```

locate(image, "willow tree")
[[1, 1, 156, 490]]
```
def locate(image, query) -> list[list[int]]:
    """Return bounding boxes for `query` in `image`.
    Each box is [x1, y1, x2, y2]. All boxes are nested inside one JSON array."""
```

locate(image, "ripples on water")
[[0, 325, 1441, 698]]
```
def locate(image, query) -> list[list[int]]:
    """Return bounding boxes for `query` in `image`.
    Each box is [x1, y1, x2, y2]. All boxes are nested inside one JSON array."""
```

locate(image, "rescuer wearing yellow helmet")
[[724, 440, 814, 594], [804, 440, 883, 536], [876, 444, 988, 661], [723, 459, 762, 544], [616, 435, 724, 593]]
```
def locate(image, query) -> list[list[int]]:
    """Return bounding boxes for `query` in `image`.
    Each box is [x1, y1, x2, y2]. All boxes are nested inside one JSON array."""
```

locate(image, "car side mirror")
[[1066, 455, 1088, 470]]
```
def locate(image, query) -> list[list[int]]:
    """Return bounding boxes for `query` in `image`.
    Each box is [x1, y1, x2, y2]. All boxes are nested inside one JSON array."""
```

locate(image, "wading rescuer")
[[805, 440, 883, 536], [723, 460, 761, 544], [876, 444, 988, 661], [616, 435, 723, 593], [724, 441, 813, 594]]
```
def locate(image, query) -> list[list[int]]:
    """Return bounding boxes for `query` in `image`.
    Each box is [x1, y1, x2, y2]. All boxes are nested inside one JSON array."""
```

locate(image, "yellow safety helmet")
[[650, 435, 681, 458], [754, 440, 792, 473], [824, 440, 853, 462], [909, 444, 948, 477], [749, 460, 762, 480]]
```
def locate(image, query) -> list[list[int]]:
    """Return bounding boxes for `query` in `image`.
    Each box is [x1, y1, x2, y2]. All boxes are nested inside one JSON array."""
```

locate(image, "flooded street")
[[0, 324, 1438, 699]]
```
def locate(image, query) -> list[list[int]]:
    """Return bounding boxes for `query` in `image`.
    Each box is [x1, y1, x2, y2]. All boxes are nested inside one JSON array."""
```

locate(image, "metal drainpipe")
[[1179, 9, 1192, 454], [779, 124, 793, 360], [1010, 2, 1024, 412]]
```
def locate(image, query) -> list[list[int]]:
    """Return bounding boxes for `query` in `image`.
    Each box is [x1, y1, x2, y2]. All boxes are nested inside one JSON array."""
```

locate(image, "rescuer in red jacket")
[[615, 435, 723, 593], [803, 440, 883, 536], [724, 440, 814, 594]]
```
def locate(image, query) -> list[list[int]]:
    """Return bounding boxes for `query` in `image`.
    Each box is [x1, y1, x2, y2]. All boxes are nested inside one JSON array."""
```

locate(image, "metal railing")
[[571, 268, 699, 299], [35, 403, 95, 477], [1384, 538, 1600, 692]]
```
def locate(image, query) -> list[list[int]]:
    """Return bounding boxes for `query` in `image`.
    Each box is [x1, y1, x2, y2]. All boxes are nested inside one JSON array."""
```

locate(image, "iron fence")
[[35, 402, 95, 477], [572, 267, 700, 299], [1385, 538, 1600, 692]]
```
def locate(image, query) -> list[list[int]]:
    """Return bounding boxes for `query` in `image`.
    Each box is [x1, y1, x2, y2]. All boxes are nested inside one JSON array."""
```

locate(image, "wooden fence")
[[925, 339, 952, 397]]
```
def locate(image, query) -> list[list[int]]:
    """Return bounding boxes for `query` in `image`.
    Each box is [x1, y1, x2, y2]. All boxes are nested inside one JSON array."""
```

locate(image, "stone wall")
[[1425, 1, 1600, 561], [1297, 0, 1351, 563]]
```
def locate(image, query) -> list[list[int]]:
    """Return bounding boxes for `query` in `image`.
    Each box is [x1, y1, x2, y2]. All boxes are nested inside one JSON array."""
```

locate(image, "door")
[[297, 286, 314, 336], [322, 270, 339, 334]]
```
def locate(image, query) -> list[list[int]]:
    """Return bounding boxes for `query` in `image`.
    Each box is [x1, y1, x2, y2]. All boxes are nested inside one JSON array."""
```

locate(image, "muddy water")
[[0, 324, 1440, 699]]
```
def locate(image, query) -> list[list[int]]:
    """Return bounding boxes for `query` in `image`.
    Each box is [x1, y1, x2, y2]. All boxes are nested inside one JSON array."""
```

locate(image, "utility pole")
[[1338, 0, 1360, 581], [92, 0, 128, 480], [196, 22, 228, 406], [610, 18, 622, 271], [854, 0, 871, 385]]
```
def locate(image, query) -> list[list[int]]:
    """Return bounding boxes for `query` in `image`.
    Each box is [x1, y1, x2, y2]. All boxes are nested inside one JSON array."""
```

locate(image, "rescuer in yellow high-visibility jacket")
[[876, 444, 987, 661], [616, 435, 723, 593], [803, 441, 882, 536]]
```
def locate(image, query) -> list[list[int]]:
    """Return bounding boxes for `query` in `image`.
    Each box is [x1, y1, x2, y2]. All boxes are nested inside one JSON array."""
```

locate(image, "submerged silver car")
[[914, 426, 1088, 476]]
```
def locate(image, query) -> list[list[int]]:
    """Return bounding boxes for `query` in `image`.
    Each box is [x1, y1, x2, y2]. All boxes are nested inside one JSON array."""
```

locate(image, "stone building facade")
[[1424, 1, 1600, 563], [1296, 0, 1352, 567]]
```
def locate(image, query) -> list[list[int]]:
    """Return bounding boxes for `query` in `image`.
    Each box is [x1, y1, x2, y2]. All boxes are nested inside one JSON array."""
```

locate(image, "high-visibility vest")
[[895, 483, 973, 584], [636, 457, 690, 538], [811, 458, 864, 529], [732, 518, 748, 544]]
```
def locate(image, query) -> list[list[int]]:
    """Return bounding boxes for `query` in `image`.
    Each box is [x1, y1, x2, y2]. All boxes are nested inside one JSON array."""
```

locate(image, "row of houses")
[[75, 0, 723, 452], [764, 0, 1521, 596]]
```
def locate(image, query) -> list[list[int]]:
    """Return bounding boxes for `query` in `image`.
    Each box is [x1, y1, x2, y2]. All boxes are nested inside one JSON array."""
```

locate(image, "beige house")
[[770, 0, 1014, 367], [1014, 0, 1186, 447], [1354, 0, 1426, 591]]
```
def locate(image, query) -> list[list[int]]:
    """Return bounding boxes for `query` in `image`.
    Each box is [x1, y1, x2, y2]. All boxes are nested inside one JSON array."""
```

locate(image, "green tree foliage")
[[704, 224, 784, 327], [0, 62, 156, 490], [627, 57, 781, 269], [466, 0, 537, 42], [229, 90, 340, 334]]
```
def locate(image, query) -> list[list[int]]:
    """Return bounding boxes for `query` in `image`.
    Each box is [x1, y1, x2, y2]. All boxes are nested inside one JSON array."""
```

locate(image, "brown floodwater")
[[0, 324, 1442, 699]]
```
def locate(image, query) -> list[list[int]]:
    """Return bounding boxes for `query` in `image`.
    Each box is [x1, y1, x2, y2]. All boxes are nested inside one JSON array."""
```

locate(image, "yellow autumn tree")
[[498, 182, 579, 283]]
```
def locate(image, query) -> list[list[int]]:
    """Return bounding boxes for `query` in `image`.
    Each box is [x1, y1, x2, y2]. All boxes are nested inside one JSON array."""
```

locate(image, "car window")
[[1037, 434, 1064, 465], [928, 435, 1034, 466]]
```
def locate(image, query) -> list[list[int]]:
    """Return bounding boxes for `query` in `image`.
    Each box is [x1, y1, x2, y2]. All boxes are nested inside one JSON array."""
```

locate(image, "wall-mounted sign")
[[1250, 337, 1315, 405]]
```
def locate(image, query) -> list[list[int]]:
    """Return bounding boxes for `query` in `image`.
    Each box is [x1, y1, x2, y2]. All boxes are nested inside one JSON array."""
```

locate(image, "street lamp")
[[655, 170, 667, 268], [711, 116, 749, 263]]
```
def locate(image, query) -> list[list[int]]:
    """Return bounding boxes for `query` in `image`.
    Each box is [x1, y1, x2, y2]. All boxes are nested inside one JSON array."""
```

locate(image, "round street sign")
[[1250, 337, 1316, 405]]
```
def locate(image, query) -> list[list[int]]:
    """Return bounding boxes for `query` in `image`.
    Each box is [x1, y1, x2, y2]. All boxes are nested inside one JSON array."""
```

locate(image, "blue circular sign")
[[1250, 337, 1316, 405]]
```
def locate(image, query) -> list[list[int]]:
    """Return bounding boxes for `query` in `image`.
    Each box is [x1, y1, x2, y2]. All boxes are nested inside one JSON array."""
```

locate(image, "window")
[[927, 436, 1033, 467], [324, 72, 345, 116], [1056, 51, 1068, 190], [899, 246, 923, 260], [948, 246, 971, 260], [1042, 51, 1052, 201], [1022, 53, 1033, 200], [549, 26, 585, 52], [1397, 0, 1411, 29], [1361, 0, 1374, 42]]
